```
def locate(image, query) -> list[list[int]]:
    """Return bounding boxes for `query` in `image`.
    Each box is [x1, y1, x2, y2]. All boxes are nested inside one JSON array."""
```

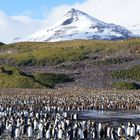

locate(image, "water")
[[78, 110, 140, 122]]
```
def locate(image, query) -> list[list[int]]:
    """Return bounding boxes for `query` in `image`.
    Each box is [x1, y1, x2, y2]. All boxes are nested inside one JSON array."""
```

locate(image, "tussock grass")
[[0, 67, 42, 88], [92, 57, 134, 65], [111, 65, 140, 81], [0, 38, 140, 66], [0, 67, 73, 88], [111, 65, 140, 90], [113, 82, 140, 90], [0, 42, 5, 46]]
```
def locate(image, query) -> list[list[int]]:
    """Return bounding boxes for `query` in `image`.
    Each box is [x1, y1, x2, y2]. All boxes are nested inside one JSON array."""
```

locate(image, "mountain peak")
[[65, 8, 85, 17], [68, 8, 81, 13], [69, 8, 77, 12], [61, 8, 89, 26], [63, 8, 104, 26], [22, 9, 132, 42]]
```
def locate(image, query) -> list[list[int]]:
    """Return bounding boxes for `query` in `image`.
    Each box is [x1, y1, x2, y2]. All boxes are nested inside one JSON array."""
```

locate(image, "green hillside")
[[0, 39, 140, 89], [0, 67, 73, 88], [0, 42, 5, 46], [111, 65, 140, 81], [0, 38, 140, 66], [113, 82, 140, 90]]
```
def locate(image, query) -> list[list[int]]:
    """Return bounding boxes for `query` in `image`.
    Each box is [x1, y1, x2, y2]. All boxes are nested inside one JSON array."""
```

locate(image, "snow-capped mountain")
[[23, 8, 132, 42]]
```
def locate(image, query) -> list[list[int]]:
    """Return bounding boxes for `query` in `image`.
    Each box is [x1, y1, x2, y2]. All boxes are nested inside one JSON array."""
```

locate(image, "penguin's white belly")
[[46, 130, 50, 139], [58, 130, 63, 139], [34, 122, 38, 130], [92, 131, 95, 138], [28, 127, 33, 137], [127, 127, 131, 136], [37, 130, 43, 139], [15, 128, 20, 138], [107, 128, 111, 137], [117, 127, 122, 137], [79, 130, 84, 139], [130, 127, 135, 137]]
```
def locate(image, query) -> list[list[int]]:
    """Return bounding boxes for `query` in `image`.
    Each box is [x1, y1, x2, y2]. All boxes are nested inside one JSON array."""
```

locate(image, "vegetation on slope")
[[0, 39, 140, 89], [0, 67, 73, 88], [33, 73, 73, 87], [0, 38, 140, 66], [92, 57, 134, 65], [111, 65, 140, 90], [111, 65, 140, 81], [0, 42, 5, 46], [0, 67, 41, 88], [113, 82, 140, 90]]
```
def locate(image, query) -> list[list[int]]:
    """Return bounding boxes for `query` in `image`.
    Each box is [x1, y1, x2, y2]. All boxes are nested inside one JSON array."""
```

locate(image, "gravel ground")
[[21, 55, 140, 89]]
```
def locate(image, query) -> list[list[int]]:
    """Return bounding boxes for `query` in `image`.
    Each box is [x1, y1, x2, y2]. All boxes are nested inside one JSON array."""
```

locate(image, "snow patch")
[[19, 8, 132, 42]]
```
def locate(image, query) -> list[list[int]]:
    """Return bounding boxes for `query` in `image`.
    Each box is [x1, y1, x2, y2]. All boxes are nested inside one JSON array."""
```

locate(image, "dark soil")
[[21, 55, 140, 89]]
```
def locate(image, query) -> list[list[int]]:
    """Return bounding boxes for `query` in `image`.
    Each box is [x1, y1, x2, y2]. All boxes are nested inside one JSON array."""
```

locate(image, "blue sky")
[[0, 0, 140, 43], [0, 0, 84, 18]]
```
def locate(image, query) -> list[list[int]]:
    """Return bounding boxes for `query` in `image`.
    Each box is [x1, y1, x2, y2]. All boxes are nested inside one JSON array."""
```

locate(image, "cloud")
[[46, 0, 140, 27], [0, 11, 46, 43], [1, 0, 140, 43]]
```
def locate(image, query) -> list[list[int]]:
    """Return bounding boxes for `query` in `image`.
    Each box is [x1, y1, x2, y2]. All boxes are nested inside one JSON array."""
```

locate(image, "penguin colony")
[[0, 89, 140, 139]]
